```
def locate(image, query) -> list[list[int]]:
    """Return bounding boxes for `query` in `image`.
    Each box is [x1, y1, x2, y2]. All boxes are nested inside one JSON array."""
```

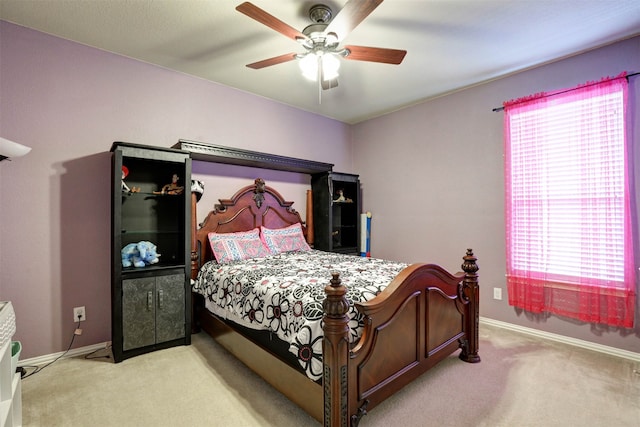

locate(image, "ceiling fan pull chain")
[[318, 56, 323, 104]]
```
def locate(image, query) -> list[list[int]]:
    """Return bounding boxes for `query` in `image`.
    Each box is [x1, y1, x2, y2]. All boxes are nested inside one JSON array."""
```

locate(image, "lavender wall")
[[0, 22, 352, 359], [353, 36, 640, 352]]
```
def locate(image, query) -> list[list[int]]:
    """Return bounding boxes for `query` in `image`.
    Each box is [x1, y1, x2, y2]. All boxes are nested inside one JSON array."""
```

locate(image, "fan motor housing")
[[309, 4, 332, 23]]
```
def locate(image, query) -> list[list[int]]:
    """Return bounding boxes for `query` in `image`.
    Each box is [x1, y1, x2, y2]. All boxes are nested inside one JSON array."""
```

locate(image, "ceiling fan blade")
[[236, 2, 309, 42], [344, 45, 407, 64], [246, 53, 297, 69], [325, 0, 384, 41]]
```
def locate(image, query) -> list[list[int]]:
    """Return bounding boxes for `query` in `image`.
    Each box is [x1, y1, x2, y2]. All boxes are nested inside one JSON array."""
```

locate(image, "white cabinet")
[[0, 302, 21, 427]]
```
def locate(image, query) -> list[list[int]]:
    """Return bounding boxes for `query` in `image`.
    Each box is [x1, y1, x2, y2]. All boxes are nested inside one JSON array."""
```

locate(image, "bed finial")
[[253, 178, 266, 208], [323, 272, 350, 317], [461, 248, 478, 275]]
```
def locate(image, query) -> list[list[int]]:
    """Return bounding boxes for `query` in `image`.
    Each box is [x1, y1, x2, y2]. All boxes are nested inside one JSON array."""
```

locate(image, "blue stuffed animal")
[[121, 241, 161, 268]]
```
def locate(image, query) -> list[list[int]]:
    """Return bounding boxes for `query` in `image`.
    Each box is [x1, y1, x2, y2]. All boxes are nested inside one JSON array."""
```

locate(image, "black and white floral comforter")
[[193, 250, 407, 381]]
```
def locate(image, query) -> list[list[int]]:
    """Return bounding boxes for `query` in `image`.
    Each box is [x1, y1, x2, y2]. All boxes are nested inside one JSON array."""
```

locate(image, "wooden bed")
[[190, 179, 480, 426]]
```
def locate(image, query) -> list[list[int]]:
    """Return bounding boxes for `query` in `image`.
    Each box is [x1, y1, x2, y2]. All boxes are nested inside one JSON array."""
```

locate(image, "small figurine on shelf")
[[154, 173, 184, 195], [333, 189, 353, 203], [121, 166, 140, 193]]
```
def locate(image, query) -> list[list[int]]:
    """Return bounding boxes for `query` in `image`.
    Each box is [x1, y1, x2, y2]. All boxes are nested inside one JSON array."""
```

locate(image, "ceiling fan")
[[236, 0, 407, 91]]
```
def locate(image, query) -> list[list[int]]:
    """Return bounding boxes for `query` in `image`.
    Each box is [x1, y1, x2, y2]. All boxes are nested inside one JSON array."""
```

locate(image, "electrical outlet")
[[73, 306, 86, 322], [493, 288, 502, 300]]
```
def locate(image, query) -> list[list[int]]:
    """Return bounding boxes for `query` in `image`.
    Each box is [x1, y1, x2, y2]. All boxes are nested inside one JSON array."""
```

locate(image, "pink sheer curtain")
[[504, 73, 636, 328]]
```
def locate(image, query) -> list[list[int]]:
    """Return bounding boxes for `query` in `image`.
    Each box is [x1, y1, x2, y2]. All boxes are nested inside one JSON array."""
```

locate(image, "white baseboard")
[[480, 316, 640, 362], [17, 342, 110, 367]]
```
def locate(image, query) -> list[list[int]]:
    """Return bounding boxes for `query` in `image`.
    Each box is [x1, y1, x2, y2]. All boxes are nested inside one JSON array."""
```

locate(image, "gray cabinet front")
[[155, 274, 186, 343], [122, 273, 185, 351]]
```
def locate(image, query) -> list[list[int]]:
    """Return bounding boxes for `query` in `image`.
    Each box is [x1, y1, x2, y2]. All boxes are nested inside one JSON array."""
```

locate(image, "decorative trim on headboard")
[[173, 139, 334, 175]]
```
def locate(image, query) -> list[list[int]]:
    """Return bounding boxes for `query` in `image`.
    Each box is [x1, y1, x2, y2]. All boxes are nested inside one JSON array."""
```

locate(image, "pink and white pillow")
[[260, 223, 311, 255], [208, 228, 271, 264]]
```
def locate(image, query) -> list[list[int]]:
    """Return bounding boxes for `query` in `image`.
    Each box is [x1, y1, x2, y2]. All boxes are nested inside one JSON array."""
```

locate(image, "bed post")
[[459, 248, 481, 363], [323, 272, 350, 427], [190, 190, 199, 281], [190, 190, 201, 334], [306, 189, 314, 246]]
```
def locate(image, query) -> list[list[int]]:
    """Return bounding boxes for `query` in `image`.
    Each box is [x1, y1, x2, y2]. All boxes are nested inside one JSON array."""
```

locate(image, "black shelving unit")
[[110, 142, 191, 362], [312, 172, 361, 255]]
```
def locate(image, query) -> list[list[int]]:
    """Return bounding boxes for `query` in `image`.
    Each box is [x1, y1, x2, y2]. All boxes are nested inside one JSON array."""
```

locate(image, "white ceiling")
[[2, 0, 639, 124]]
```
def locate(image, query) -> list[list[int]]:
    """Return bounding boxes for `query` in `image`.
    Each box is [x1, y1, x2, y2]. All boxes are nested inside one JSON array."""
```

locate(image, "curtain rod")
[[491, 71, 639, 112]]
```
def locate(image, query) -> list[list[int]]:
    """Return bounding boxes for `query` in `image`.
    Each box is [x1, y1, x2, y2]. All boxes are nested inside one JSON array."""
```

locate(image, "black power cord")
[[21, 317, 82, 379]]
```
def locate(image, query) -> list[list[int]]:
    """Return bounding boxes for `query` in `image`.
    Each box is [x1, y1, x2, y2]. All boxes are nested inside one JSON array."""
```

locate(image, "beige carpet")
[[21, 323, 640, 426]]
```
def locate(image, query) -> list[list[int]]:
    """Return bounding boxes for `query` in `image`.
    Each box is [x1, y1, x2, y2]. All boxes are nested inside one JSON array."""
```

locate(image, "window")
[[504, 74, 635, 328]]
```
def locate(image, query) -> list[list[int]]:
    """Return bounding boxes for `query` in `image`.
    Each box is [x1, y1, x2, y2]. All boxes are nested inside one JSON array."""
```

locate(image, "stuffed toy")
[[191, 179, 204, 201], [121, 241, 161, 268]]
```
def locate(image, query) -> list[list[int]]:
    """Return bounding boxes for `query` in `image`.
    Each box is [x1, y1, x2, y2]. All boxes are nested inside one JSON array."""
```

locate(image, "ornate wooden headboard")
[[190, 178, 309, 279]]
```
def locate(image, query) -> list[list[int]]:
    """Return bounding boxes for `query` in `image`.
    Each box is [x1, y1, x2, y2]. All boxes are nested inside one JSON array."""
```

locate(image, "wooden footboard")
[[323, 249, 480, 427]]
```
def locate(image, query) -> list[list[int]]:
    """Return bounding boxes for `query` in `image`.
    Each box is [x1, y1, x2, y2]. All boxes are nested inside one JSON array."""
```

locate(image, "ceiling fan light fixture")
[[299, 53, 319, 80], [325, 32, 339, 47], [321, 53, 340, 80], [299, 51, 340, 81]]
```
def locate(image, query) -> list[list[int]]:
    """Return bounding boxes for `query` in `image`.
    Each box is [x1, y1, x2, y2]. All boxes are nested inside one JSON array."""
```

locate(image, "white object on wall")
[[0, 137, 31, 161]]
